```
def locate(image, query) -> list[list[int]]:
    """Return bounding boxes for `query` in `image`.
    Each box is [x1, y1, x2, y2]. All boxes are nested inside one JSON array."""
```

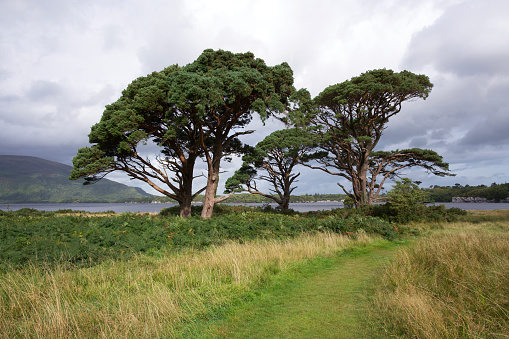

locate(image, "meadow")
[[0, 206, 507, 338], [371, 211, 509, 338]]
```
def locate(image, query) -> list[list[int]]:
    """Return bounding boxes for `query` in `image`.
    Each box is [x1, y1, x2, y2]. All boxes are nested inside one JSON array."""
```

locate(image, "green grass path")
[[186, 242, 403, 338]]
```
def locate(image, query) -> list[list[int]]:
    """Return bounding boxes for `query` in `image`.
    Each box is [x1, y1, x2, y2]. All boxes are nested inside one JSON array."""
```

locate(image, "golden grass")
[[0, 232, 377, 338], [372, 224, 509, 338]]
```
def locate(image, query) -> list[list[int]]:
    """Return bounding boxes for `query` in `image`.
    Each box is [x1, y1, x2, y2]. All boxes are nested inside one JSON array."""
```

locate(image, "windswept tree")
[[301, 69, 453, 207], [71, 50, 294, 219], [70, 66, 205, 218], [224, 128, 320, 210], [175, 49, 295, 218]]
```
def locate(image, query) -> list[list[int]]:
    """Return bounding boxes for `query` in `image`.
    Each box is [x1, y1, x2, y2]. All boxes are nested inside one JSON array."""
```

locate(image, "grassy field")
[[0, 208, 507, 338], [0, 232, 379, 338], [371, 214, 509, 338]]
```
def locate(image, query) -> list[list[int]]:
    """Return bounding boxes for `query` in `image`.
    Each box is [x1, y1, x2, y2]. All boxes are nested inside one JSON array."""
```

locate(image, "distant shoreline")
[[3, 202, 509, 213]]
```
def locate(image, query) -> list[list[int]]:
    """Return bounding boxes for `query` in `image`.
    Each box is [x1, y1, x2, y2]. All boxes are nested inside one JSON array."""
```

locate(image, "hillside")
[[0, 155, 153, 203]]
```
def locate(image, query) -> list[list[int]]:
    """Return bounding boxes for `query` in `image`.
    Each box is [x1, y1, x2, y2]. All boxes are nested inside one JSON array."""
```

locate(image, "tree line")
[[70, 49, 453, 218], [424, 183, 509, 203], [132, 193, 348, 204]]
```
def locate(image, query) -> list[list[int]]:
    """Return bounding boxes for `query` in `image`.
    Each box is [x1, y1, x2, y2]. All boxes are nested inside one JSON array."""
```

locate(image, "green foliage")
[[333, 203, 466, 225], [294, 69, 448, 207], [0, 207, 398, 272], [370, 148, 453, 177], [387, 178, 426, 222], [0, 212, 170, 271], [424, 182, 509, 202], [224, 128, 321, 210], [70, 49, 296, 218]]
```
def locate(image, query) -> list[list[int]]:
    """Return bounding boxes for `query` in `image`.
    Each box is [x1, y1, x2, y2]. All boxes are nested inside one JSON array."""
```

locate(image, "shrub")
[[0, 206, 398, 271]]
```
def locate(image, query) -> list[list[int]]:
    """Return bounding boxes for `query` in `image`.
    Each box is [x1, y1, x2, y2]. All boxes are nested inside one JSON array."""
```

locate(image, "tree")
[[175, 49, 295, 218], [70, 66, 205, 218], [365, 148, 453, 204], [301, 69, 453, 207], [224, 128, 320, 210], [71, 50, 294, 219], [387, 178, 427, 222]]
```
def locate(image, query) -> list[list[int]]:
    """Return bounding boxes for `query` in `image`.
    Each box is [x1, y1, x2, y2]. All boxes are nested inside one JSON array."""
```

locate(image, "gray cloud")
[[403, 0, 509, 77], [27, 81, 63, 102], [459, 106, 509, 146]]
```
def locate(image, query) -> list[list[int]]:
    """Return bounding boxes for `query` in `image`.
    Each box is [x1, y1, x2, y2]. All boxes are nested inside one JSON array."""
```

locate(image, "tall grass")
[[372, 228, 509, 338], [0, 232, 378, 338]]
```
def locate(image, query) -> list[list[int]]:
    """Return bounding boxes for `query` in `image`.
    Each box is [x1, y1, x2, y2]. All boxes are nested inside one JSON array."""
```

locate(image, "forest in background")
[[423, 182, 509, 202]]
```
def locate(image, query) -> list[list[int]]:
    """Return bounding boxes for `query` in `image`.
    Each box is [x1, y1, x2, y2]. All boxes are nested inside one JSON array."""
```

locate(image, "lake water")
[[1, 202, 509, 213]]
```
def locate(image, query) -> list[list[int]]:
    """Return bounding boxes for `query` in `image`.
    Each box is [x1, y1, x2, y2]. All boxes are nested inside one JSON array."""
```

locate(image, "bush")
[[0, 206, 398, 271], [315, 214, 397, 240]]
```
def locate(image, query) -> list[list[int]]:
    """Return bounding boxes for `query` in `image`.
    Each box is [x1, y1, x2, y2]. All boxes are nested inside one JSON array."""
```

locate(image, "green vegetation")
[[0, 205, 395, 338], [70, 49, 294, 218], [225, 128, 322, 210], [0, 155, 152, 203], [1, 231, 374, 338], [290, 70, 453, 207], [424, 182, 509, 202], [1, 201, 507, 337], [69, 48, 453, 217], [385, 178, 428, 223], [0, 206, 397, 273], [372, 219, 509, 338], [186, 242, 399, 338]]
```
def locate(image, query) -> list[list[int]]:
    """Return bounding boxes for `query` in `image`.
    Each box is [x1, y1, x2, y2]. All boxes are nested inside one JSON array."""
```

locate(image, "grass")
[[1, 208, 508, 338], [0, 232, 378, 338], [371, 214, 509, 338], [183, 240, 402, 338]]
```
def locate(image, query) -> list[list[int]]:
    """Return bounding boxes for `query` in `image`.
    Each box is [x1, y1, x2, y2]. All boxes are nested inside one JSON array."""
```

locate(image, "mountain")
[[0, 155, 153, 203]]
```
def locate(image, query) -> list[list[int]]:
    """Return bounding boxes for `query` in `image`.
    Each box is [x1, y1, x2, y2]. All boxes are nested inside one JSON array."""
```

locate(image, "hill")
[[0, 155, 153, 203]]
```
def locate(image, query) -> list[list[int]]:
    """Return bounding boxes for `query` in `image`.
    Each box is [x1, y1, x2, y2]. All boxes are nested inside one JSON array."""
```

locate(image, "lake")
[[2, 202, 509, 213]]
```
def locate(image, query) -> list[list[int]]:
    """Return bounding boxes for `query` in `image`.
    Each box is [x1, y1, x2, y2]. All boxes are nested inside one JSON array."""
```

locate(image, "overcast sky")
[[1, 0, 508, 195]]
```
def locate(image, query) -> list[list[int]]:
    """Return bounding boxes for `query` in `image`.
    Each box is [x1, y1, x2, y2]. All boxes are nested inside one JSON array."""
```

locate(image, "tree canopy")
[[70, 49, 295, 218], [70, 49, 455, 217], [294, 69, 452, 207], [176, 49, 295, 218], [224, 128, 320, 210], [70, 65, 206, 217]]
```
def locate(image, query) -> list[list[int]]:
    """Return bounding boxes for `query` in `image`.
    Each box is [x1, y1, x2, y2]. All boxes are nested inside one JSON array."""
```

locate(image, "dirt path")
[[193, 243, 402, 338]]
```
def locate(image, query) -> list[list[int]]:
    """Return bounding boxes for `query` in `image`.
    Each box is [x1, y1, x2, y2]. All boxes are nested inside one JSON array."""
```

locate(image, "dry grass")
[[372, 225, 509, 338], [0, 232, 377, 338]]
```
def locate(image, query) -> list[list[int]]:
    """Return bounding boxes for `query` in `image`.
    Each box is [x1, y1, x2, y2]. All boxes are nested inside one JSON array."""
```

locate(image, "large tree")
[[173, 49, 295, 218], [70, 66, 205, 218], [224, 128, 320, 210], [71, 50, 294, 219], [302, 69, 453, 207]]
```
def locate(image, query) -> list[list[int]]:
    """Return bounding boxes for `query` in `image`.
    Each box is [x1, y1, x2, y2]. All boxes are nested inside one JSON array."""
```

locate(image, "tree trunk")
[[179, 194, 193, 218], [178, 157, 197, 218], [280, 182, 291, 211], [280, 198, 290, 211], [201, 157, 221, 219], [354, 152, 371, 208]]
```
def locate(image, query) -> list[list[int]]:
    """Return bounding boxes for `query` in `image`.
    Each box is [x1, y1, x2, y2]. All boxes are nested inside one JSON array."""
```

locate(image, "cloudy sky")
[[1, 0, 508, 195]]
